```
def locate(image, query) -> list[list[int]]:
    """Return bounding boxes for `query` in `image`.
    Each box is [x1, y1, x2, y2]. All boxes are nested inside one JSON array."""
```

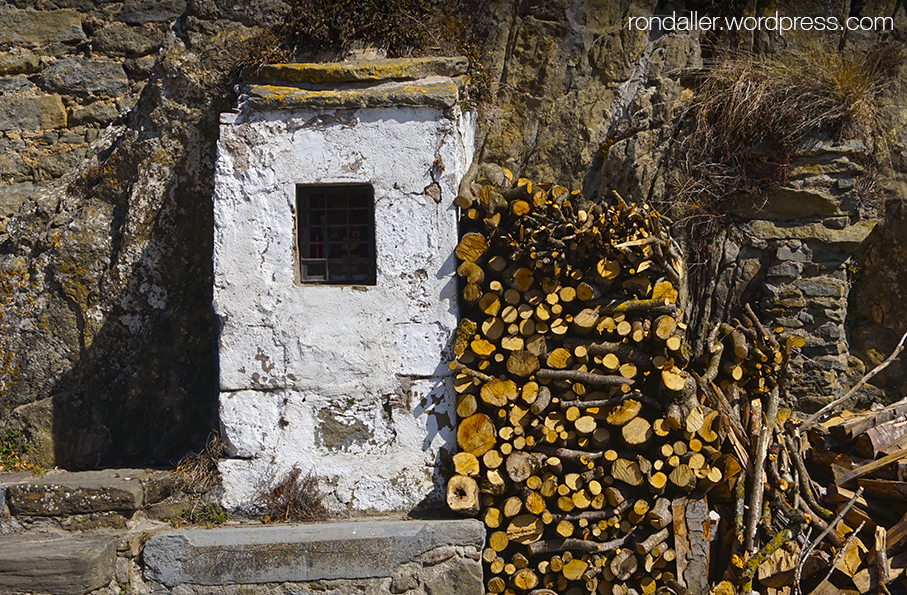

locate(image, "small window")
[[296, 184, 376, 285]]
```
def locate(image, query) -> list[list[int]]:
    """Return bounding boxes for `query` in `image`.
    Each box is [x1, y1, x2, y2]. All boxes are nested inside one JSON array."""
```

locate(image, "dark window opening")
[[296, 184, 376, 285]]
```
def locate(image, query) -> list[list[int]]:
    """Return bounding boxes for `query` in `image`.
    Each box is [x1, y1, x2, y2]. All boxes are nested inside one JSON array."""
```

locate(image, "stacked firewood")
[[445, 164, 907, 595], [796, 394, 907, 594]]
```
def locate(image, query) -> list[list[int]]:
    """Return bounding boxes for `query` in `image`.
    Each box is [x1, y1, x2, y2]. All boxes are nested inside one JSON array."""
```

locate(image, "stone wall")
[[0, 470, 484, 595], [0, 1, 249, 468]]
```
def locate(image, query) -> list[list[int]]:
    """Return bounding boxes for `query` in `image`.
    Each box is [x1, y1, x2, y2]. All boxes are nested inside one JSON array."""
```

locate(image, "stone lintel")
[[743, 218, 878, 251], [246, 77, 461, 111], [245, 57, 468, 85], [143, 519, 485, 587]]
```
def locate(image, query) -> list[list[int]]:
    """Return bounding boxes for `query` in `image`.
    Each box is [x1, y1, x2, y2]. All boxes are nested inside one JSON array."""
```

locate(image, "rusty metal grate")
[[296, 184, 376, 285]]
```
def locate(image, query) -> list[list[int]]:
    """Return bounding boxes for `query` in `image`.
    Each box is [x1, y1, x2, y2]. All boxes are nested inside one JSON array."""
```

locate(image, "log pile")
[[445, 164, 907, 595]]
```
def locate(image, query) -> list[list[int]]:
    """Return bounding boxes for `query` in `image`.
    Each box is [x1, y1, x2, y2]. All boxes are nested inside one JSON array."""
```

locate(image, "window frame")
[[295, 183, 377, 286]]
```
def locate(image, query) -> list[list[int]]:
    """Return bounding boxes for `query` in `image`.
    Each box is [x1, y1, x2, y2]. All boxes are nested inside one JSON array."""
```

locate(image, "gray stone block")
[[0, 94, 66, 131], [143, 519, 485, 587], [6, 468, 147, 515], [37, 57, 128, 99], [0, 52, 40, 76], [0, 9, 85, 46], [813, 322, 845, 341], [0, 533, 117, 595], [423, 557, 483, 595], [71, 102, 120, 126], [0, 183, 33, 218], [777, 243, 811, 263], [37, 145, 88, 178], [766, 262, 803, 279], [795, 277, 845, 298], [93, 23, 166, 56], [0, 472, 32, 514], [0, 75, 36, 94], [118, 1, 187, 25]]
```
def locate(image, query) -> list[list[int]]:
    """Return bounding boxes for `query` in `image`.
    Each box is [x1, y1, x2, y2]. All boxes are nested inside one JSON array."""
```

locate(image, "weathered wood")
[[611, 458, 644, 486], [886, 508, 907, 553], [480, 378, 517, 407], [835, 441, 907, 486], [672, 496, 710, 595], [852, 549, 907, 592], [609, 548, 637, 581], [636, 527, 670, 555], [647, 497, 672, 530], [507, 350, 540, 377], [755, 539, 799, 588], [506, 513, 544, 545], [831, 397, 907, 443], [453, 452, 480, 477], [536, 368, 632, 386], [513, 568, 539, 590], [668, 464, 696, 493], [605, 399, 642, 426], [526, 530, 636, 555], [447, 474, 480, 515], [506, 451, 546, 483], [856, 478, 907, 501], [804, 330, 907, 430], [621, 416, 652, 446], [455, 232, 487, 262], [854, 416, 907, 459]]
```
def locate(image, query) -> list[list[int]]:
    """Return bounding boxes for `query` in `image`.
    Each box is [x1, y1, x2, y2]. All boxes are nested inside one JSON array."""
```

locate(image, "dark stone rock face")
[[117, 1, 187, 25]]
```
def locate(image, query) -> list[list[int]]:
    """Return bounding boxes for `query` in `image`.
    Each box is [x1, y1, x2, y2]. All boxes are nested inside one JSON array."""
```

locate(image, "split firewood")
[[448, 168, 907, 595], [447, 474, 480, 515], [506, 451, 546, 483]]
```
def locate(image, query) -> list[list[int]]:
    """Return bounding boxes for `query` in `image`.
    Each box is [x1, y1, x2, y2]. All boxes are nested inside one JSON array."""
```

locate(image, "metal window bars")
[[296, 184, 376, 285]]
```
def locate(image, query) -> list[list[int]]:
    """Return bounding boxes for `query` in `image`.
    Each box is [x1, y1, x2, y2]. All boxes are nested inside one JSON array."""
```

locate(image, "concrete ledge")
[[5, 468, 171, 516], [143, 519, 484, 588], [743, 218, 878, 250], [246, 78, 461, 111], [0, 533, 117, 595]]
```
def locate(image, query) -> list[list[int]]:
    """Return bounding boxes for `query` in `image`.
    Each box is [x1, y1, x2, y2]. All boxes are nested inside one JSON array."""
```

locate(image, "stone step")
[[0, 533, 118, 595], [143, 518, 485, 593], [4, 468, 174, 517]]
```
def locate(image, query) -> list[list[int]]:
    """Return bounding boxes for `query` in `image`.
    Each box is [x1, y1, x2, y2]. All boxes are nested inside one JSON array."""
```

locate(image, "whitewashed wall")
[[213, 105, 474, 513]]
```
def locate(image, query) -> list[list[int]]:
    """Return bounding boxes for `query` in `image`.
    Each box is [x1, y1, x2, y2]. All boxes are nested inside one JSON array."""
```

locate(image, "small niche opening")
[[296, 184, 377, 285]]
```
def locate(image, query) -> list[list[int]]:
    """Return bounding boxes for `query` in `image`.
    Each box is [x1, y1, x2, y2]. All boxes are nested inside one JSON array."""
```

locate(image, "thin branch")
[[802, 329, 907, 430], [795, 486, 864, 589], [821, 521, 865, 586]]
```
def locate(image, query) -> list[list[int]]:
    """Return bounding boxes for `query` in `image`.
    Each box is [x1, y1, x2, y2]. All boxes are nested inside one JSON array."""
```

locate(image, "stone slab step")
[[5, 468, 173, 516], [143, 518, 484, 588], [0, 533, 118, 595]]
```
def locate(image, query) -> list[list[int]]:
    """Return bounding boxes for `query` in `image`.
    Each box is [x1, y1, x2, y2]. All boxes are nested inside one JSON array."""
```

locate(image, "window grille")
[[296, 184, 376, 285]]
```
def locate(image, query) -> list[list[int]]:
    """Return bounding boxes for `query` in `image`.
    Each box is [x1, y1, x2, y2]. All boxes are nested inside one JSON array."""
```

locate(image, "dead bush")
[[175, 431, 225, 494], [256, 466, 328, 523], [673, 40, 902, 220]]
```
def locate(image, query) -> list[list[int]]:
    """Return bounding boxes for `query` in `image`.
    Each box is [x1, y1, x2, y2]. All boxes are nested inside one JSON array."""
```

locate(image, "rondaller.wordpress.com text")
[[627, 11, 894, 33]]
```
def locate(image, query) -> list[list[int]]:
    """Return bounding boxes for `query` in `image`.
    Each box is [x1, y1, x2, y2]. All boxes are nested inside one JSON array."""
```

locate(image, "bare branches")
[[802, 329, 907, 431]]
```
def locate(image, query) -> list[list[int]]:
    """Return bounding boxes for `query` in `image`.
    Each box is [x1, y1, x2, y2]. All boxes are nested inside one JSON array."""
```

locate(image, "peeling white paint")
[[214, 97, 474, 513]]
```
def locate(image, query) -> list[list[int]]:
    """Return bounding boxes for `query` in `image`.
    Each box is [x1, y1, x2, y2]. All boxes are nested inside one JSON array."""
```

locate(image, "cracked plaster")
[[214, 98, 474, 513]]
